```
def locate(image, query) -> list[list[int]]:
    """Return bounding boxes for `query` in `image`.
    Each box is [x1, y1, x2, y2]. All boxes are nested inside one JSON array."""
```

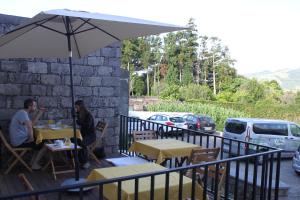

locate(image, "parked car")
[[182, 114, 216, 134], [292, 146, 300, 175], [144, 114, 188, 134], [223, 118, 300, 157]]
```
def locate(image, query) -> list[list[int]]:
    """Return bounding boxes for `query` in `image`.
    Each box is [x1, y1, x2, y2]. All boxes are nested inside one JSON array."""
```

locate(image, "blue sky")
[[1, 0, 300, 75]]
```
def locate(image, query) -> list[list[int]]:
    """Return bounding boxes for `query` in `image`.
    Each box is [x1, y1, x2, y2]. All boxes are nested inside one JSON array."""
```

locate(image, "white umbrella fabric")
[[0, 9, 186, 182]]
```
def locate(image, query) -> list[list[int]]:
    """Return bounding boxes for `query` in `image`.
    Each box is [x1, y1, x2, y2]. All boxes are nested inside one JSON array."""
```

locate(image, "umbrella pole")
[[61, 17, 92, 191], [66, 16, 80, 181]]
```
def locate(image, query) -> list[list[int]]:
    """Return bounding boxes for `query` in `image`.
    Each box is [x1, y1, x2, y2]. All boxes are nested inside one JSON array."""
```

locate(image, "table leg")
[[70, 151, 75, 168], [49, 153, 56, 180]]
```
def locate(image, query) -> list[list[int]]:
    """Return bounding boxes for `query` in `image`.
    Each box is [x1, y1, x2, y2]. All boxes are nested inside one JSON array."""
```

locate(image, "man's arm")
[[25, 120, 34, 142], [32, 108, 46, 126]]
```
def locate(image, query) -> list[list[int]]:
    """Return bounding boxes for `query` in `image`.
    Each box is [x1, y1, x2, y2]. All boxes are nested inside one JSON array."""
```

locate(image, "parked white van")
[[223, 118, 300, 157]]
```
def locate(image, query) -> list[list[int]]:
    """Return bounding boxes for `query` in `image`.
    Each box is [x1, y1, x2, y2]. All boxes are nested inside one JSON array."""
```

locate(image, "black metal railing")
[[0, 115, 282, 200], [119, 115, 283, 200]]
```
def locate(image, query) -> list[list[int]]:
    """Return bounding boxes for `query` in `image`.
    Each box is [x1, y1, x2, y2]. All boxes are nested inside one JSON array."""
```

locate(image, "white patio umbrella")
[[0, 9, 186, 184]]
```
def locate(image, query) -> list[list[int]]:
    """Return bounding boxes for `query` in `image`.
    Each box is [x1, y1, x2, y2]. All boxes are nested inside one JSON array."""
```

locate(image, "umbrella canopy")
[[0, 9, 186, 182], [0, 9, 186, 58]]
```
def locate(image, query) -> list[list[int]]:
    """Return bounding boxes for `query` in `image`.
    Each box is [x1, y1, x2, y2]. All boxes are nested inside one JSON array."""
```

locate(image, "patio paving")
[[0, 153, 121, 200]]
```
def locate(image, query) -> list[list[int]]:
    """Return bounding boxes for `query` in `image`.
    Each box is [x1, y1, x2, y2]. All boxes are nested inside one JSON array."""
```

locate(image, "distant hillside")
[[245, 68, 300, 91]]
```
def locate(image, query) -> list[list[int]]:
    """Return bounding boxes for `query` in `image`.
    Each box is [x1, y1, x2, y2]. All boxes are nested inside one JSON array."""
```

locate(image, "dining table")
[[128, 139, 201, 164], [34, 125, 82, 144], [86, 162, 205, 200]]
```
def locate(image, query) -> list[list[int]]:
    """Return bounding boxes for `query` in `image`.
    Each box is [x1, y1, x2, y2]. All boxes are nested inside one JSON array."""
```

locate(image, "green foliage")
[[178, 84, 214, 101], [159, 85, 180, 99], [132, 75, 145, 96]]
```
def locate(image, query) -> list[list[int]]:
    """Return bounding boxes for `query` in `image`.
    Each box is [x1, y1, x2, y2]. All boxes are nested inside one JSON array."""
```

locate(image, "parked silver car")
[[144, 114, 188, 134]]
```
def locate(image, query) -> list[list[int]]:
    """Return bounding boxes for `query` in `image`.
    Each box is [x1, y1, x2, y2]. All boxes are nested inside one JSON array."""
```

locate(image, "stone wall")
[[0, 13, 129, 154]]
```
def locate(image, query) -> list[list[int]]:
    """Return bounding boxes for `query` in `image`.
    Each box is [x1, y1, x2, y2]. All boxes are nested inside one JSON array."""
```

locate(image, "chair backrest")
[[188, 147, 220, 164], [0, 130, 13, 151], [133, 130, 157, 141], [95, 121, 108, 139]]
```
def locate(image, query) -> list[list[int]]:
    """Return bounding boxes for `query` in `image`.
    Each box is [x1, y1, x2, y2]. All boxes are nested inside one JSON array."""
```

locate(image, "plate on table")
[[50, 127, 62, 130]]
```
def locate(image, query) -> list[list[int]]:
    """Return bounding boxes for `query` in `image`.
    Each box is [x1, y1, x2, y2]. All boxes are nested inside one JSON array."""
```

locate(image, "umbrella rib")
[[73, 27, 97, 35], [34, 23, 66, 36], [0, 15, 62, 48], [79, 18, 121, 41], [72, 19, 91, 33], [2, 15, 58, 35]]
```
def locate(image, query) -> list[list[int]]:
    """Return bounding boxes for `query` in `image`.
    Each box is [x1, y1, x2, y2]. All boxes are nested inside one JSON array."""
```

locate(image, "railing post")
[[275, 152, 281, 200]]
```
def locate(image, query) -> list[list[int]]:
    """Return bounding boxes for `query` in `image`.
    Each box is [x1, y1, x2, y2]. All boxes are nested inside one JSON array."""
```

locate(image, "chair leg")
[[90, 152, 101, 164], [5, 150, 32, 174]]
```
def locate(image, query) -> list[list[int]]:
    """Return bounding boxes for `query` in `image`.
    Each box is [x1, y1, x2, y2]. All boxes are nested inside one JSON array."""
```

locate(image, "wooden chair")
[[186, 147, 226, 200], [87, 120, 108, 165], [0, 130, 32, 174], [18, 173, 46, 200], [132, 130, 157, 141]]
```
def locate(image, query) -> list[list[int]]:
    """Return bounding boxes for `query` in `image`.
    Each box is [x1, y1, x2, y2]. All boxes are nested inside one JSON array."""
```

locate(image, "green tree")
[[132, 75, 146, 96]]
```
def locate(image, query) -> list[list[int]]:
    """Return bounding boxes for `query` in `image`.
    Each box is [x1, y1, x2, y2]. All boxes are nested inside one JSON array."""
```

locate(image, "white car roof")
[[227, 118, 292, 124]]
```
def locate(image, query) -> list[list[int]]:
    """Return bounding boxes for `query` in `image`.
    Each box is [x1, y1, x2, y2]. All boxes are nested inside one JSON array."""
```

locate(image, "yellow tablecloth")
[[34, 128, 82, 144], [128, 139, 201, 164], [86, 163, 205, 200]]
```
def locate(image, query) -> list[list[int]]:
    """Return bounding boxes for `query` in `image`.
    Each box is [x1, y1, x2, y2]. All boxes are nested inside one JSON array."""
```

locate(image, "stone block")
[[93, 87, 114, 97], [37, 96, 58, 108], [100, 47, 113, 57], [51, 63, 70, 74], [74, 86, 93, 96], [103, 97, 119, 107], [41, 74, 61, 85], [112, 66, 121, 77], [85, 97, 105, 108], [97, 108, 115, 118], [46, 86, 52, 96], [27, 62, 48, 73], [72, 58, 85, 65], [108, 58, 120, 67], [95, 66, 112, 76], [61, 97, 72, 108], [46, 108, 67, 119], [14, 73, 40, 84], [0, 72, 7, 83], [72, 65, 94, 76], [0, 96, 6, 107], [1, 60, 21, 72], [0, 109, 16, 120], [21, 85, 30, 95], [63, 75, 81, 85], [11, 96, 32, 109], [53, 86, 71, 96], [0, 84, 21, 95], [102, 77, 120, 87], [82, 77, 102, 86], [41, 58, 58, 63], [88, 56, 105, 66], [30, 85, 47, 96]]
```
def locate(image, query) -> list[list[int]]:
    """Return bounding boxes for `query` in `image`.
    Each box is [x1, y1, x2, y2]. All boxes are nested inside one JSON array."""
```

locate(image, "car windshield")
[[170, 117, 185, 123]]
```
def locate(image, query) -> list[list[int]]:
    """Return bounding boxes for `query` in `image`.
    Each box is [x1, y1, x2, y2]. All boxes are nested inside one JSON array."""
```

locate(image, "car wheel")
[[295, 171, 300, 175]]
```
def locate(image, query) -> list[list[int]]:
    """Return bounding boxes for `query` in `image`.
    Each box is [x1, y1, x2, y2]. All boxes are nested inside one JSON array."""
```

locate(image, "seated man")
[[9, 98, 47, 170]]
